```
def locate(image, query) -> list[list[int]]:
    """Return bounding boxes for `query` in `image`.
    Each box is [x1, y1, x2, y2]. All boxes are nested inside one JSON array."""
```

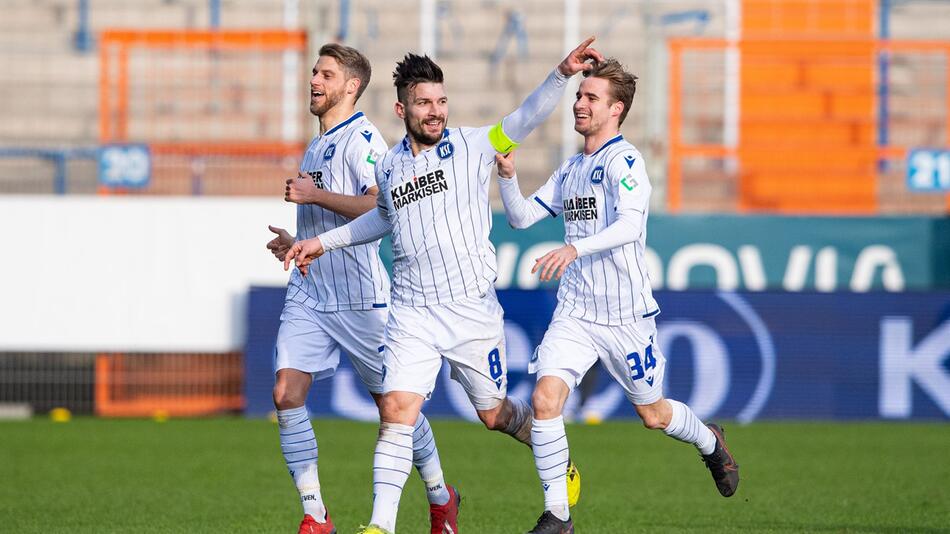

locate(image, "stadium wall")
[[1, 197, 947, 352]]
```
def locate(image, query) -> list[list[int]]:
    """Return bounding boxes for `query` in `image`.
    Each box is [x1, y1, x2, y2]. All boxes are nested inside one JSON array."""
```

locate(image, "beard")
[[310, 87, 344, 117], [573, 115, 601, 136], [405, 115, 446, 147]]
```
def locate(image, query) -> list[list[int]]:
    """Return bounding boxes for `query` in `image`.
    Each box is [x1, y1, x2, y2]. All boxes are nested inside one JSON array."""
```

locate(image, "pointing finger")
[[573, 36, 595, 55]]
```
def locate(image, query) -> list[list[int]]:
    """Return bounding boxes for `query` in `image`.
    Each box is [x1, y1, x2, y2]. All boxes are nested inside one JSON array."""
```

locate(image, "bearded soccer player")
[[495, 59, 740, 534], [265, 43, 455, 534], [283, 38, 605, 534]]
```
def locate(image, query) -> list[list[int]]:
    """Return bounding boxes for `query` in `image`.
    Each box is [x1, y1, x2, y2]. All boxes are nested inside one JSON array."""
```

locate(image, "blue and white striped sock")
[[664, 399, 716, 455], [412, 414, 450, 505], [370, 422, 414, 532], [531, 416, 570, 521], [276, 406, 326, 521]]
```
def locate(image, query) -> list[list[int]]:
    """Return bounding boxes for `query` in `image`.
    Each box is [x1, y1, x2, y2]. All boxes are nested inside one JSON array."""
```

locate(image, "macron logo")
[[361, 130, 373, 142], [625, 155, 636, 168]]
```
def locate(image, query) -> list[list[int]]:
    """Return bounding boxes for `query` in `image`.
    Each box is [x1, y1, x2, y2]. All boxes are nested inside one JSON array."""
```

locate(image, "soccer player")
[[493, 59, 741, 534], [265, 43, 456, 534], [283, 38, 604, 534]]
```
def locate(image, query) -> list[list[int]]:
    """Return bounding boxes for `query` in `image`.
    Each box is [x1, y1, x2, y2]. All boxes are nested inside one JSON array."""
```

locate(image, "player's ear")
[[346, 77, 361, 96], [611, 100, 624, 121], [394, 100, 406, 120]]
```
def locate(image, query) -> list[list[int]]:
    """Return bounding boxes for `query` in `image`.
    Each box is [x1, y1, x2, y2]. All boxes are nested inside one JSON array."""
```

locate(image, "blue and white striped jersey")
[[532, 135, 659, 325], [374, 128, 498, 306], [286, 111, 391, 311]]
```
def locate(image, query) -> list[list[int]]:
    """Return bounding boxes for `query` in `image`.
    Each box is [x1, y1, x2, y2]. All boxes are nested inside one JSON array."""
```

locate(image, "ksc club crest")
[[324, 144, 336, 160], [437, 140, 455, 160], [590, 166, 605, 184]]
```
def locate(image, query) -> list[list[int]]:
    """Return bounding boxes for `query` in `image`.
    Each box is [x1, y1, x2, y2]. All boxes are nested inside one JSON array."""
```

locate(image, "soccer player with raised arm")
[[283, 38, 604, 534], [264, 43, 456, 534], [494, 59, 741, 534]]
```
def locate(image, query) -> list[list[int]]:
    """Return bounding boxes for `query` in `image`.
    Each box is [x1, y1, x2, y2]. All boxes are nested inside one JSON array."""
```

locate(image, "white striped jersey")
[[286, 111, 391, 312], [531, 134, 659, 325], [374, 128, 498, 306]]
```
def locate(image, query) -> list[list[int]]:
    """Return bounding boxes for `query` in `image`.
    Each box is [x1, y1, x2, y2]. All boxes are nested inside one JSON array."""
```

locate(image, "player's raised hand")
[[285, 171, 323, 204], [557, 37, 605, 77], [283, 237, 326, 277], [532, 244, 579, 282], [266, 225, 294, 261], [495, 151, 517, 179]]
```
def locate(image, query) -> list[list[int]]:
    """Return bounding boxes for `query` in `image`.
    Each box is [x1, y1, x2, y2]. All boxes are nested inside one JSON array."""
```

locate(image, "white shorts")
[[382, 289, 507, 411], [275, 301, 388, 394], [530, 315, 666, 405]]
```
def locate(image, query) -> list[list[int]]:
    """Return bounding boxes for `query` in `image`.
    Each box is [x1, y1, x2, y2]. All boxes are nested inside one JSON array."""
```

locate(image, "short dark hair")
[[392, 53, 444, 105], [318, 43, 372, 100], [584, 59, 637, 126]]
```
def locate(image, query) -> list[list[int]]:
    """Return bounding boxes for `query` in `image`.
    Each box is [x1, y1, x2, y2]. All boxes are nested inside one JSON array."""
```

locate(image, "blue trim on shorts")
[[642, 309, 660, 318], [372, 302, 388, 308]]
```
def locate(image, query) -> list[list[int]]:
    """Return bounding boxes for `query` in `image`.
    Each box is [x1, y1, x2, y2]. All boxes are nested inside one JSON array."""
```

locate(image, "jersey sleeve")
[[498, 172, 557, 228], [319, 207, 393, 251], [373, 157, 392, 221], [469, 68, 569, 157], [346, 127, 388, 194], [609, 150, 651, 214], [529, 165, 566, 218]]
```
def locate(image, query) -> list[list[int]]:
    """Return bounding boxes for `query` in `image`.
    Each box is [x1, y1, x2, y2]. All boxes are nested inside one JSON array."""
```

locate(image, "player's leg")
[[327, 308, 453, 508], [521, 316, 599, 532], [604, 319, 739, 497], [368, 391, 426, 533], [364, 305, 447, 533], [273, 303, 342, 532], [528, 374, 572, 530], [432, 290, 534, 444], [466, 342, 532, 446], [634, 398, 738, 497]]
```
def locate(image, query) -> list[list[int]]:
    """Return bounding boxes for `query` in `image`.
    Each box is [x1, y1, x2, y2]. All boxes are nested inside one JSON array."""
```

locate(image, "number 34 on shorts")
[[626, 337, 658, 386]]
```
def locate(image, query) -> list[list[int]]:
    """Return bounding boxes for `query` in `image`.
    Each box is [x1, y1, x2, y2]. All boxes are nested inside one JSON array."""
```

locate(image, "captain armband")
[[488, 121, 519, 154]]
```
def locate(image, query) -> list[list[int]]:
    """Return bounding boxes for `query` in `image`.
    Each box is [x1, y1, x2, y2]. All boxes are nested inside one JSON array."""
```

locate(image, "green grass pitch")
[[1, 418, 948, 533]]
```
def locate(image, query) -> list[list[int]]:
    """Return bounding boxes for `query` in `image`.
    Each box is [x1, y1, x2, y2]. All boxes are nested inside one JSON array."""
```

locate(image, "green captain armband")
[[488, 121, 519, 154]]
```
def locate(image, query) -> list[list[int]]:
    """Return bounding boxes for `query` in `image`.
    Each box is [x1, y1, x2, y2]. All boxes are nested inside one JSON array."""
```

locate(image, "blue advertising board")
[[98, 143, 151, 188], [245, 287, 950, 421], [908, 148, 950, 192]]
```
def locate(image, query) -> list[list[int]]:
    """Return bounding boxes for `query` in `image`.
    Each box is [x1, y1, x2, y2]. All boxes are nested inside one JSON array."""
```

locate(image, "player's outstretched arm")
[[490, 37, 605, 153], [495, 152, 550, 229], [285, 171, 378, 219], [318, 206, 393, 251], [266, 225, 294, 262], [283, 237, 324, 277], [569, 211, 641, 257]]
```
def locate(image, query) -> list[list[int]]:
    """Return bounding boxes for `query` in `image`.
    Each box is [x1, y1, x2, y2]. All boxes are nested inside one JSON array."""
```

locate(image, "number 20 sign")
[[98, 144, 151, 188], [907, 149, 950, 192]]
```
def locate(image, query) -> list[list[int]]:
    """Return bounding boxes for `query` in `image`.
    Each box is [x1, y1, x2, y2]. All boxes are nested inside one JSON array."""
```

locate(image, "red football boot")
[[298, 512, 337, 534], [428, 484, 461, 534]]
